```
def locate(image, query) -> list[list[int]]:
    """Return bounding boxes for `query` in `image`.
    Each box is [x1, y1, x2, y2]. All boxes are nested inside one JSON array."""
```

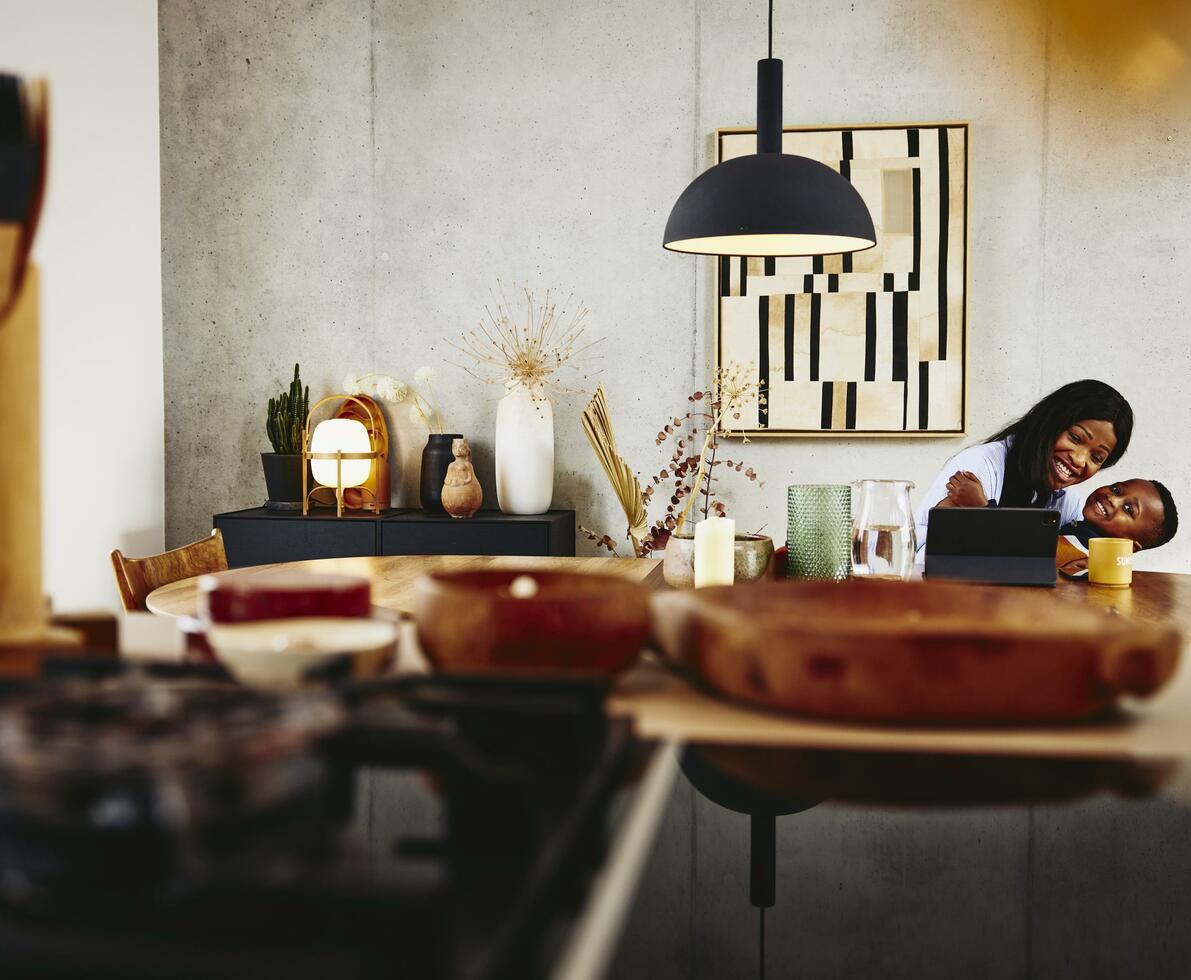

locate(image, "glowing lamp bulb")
[[310, 418, 371, 488]]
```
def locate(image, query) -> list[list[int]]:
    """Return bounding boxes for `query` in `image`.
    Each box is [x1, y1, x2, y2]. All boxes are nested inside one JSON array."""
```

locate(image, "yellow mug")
[[1088, 537, 1134, 588]]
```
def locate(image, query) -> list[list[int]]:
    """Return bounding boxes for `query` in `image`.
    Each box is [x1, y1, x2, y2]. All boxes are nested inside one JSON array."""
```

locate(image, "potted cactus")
[[262, 363, 309, 510]]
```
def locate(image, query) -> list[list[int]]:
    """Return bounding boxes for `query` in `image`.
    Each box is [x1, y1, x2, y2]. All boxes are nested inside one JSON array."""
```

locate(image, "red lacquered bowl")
[[412, 570, 650, 675], [200, 572, 371, 624]]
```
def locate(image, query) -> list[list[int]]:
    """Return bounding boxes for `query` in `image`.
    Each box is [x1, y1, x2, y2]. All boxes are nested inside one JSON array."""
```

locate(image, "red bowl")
[[412, 569, 650, 674], [200, 572, 371, 623]]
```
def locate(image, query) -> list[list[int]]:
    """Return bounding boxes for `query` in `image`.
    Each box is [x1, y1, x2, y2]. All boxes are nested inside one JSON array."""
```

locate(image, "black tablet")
[[924, 507, 1060, 586]]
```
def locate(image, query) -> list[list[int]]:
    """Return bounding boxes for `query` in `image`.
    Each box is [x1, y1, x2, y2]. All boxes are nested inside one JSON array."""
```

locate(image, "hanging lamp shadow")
[[663, 12, 876, 258]]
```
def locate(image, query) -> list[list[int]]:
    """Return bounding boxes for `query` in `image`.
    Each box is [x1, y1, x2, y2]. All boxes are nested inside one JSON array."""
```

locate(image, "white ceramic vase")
[[495, 384, 554, 514]]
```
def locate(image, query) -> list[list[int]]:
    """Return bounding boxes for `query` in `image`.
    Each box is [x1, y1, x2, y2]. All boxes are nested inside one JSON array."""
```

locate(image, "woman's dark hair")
[[986, 380, 1133, 507]]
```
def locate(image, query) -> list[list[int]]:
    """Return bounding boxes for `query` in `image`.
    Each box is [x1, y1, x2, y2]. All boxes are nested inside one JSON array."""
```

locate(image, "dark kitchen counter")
[[0, 667, 672, 980], [609, 743, 1191, 980]]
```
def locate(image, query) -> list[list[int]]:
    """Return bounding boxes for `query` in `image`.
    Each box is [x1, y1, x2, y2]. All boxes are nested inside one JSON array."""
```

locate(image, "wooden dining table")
[[145, 553, 665, 618], [145, 556, 1191, 762]]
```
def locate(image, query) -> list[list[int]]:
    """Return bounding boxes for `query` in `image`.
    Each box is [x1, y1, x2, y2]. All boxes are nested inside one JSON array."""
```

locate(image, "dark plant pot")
[[261, 452, 305, 511], [420, 433, 464, 512]]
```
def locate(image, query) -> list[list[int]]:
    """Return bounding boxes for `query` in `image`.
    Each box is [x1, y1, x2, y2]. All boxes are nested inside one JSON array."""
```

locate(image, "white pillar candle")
[[694, 516, 736, 588]]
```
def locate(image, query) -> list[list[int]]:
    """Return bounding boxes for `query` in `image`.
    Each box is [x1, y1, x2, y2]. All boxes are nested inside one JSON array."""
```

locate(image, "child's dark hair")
[[1149, 480, 1179, 549], [986, 379, 1133, 507]]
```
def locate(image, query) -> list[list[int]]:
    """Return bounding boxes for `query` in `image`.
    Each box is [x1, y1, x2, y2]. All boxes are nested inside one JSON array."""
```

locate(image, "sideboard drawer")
[[211, 508, 575, 566], [381, 521, 546, 557], [380, 511, 574, 558], [215, 513, 379, 567]]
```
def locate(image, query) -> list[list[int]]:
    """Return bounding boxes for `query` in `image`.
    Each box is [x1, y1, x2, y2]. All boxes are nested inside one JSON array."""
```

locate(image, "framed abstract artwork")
[[716, 122, 969, 437]]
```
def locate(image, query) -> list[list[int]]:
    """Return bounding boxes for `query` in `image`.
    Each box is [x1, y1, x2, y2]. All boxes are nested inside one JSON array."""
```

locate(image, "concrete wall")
[[2, 0, 164, 610], [160, 0, 1191, 573]]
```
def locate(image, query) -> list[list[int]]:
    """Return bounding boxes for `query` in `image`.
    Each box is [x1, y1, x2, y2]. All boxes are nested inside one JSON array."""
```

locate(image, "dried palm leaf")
[[581, 385, 647, 548]]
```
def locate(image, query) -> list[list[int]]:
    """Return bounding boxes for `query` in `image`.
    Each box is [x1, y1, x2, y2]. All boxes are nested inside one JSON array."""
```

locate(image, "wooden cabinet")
[[213, 508, 575, 568]]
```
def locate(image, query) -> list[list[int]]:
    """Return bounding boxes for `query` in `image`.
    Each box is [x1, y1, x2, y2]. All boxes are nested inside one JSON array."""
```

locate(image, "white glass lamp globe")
[[310, 418, 372, 488]]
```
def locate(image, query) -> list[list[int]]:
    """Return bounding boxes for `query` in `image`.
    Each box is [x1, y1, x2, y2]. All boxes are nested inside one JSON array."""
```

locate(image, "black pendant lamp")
[[663, 1, 876, 257]]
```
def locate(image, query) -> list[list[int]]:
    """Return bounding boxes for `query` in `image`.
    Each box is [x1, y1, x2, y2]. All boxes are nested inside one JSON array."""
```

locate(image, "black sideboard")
[[379, 510, 574, 558], [213, 508, 576, 568]]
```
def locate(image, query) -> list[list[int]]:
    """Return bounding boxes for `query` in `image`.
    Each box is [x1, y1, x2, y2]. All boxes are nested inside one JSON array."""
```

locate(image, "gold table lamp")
[[302, 395, 383, 517]]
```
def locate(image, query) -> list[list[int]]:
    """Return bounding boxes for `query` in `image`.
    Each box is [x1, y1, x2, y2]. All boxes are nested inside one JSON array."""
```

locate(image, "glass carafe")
[[851, 479, 916, 580]]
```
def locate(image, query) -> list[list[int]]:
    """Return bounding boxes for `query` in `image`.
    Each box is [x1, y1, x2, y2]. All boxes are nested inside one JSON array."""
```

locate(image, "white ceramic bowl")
[[206, 617, 398, 689]]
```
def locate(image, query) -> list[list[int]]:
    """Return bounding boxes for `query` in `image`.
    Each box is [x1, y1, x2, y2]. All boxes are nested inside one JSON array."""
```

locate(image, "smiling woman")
[[914, 379, 1135, 553]]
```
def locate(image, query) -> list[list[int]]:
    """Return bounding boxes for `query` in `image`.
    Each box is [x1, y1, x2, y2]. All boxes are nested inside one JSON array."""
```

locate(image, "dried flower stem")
[[674, 364, 764, 534], [343, 370, 444, 433], [415, 380, 443, 433], [581, 385, 647, 548], [579, 365, 764, 557], [453, 282, 601, 398]]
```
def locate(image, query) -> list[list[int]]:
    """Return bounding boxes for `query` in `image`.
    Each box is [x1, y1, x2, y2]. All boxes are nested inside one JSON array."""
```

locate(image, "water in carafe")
[[851, 480, 916, 580], [853, 523, 913, 579]]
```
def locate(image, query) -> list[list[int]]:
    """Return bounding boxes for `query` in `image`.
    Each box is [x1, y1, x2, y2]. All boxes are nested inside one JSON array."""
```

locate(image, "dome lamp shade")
[[663, 17, 876, 258]]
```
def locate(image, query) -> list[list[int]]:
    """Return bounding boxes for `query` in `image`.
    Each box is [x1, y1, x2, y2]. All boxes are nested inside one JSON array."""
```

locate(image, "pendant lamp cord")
[[759, 907, 766, 980], [768, 0, 773, 58]]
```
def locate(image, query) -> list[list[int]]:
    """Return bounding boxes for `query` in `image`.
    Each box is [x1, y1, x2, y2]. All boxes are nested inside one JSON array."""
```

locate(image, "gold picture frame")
[[715, 121, 970, 438]]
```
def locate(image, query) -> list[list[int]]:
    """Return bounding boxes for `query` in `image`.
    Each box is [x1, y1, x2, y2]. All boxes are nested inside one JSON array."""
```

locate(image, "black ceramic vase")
[[420, 433, 464, 511], [261, 452, 305, 511]]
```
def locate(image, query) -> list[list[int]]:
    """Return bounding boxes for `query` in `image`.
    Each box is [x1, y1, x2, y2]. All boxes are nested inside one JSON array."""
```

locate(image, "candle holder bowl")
[[662, 531, 774, 589]]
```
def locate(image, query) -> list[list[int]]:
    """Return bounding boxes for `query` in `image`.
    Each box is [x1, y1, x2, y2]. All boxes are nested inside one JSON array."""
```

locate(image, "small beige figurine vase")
[[441, 437, 483, 518]]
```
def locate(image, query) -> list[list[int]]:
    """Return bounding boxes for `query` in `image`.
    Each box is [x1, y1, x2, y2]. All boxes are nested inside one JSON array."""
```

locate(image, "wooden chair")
[[110, 529, 228, 612]]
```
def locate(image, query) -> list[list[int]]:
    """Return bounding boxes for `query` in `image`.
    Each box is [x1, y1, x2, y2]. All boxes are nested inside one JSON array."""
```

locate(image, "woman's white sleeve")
[[913, 445, 1002, 556]]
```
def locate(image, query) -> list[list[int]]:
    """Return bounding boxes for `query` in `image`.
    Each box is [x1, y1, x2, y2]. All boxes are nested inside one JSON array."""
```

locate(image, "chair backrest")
[[110, 529, 228, 612]]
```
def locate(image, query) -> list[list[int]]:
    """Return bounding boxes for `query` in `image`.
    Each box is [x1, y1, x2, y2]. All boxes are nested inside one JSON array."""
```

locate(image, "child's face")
[[1046, 419, 1117, 491], [1083, 479, 1164, 548]]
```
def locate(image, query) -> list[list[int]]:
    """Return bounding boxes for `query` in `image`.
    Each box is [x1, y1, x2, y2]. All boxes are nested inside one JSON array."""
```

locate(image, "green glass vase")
[[786, 484, 852, 581]]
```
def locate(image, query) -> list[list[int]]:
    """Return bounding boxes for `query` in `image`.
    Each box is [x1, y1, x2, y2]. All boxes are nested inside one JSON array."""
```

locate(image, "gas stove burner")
[[0, 671, 342, 779], [0, 662, 656, 979], [0, 672, 344, 914]]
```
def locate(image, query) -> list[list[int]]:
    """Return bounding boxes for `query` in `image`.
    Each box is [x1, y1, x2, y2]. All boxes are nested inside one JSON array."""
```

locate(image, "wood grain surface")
[[611, 572, 1191, 760], [413, 568, 652, 674], [0, 268, 43, 644], [145, 554, 665, 619], [112, 530, 228, 612], [147, 559, 1191, 759], [651, 577, 1181, 722]]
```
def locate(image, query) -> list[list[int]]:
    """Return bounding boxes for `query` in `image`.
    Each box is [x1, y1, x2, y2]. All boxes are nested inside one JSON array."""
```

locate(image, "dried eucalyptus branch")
[[673, 363, 765, 534], [579, 364, 765, 556]]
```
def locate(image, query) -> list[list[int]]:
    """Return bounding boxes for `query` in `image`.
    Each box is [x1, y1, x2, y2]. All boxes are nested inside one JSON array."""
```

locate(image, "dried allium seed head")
[[451, 282, 602, 399]]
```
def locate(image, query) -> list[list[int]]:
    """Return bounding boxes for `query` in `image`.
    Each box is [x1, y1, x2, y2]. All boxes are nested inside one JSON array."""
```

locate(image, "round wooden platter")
[[651, 579, 1183, 724]]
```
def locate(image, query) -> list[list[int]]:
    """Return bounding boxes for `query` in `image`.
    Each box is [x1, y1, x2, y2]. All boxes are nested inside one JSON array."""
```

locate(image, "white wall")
[[1, 0, 164, 610]]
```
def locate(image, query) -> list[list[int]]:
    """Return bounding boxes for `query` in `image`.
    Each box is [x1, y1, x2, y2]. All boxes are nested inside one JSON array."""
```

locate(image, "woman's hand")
[[945, 470, 988, 508]]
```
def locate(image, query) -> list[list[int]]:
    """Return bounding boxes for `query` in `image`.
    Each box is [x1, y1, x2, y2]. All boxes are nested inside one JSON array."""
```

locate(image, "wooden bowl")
[[412, 570, 650, 674], [654, 579, 1182, 723]]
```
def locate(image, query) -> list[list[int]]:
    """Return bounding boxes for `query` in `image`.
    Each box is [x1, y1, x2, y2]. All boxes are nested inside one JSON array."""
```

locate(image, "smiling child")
[[1054, 479, 1179, 576]]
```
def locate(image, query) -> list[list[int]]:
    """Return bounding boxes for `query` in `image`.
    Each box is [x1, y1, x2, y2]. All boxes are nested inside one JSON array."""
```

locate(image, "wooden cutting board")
[[649, 578, 1181, 723], [611, 656, 1191, 761]]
